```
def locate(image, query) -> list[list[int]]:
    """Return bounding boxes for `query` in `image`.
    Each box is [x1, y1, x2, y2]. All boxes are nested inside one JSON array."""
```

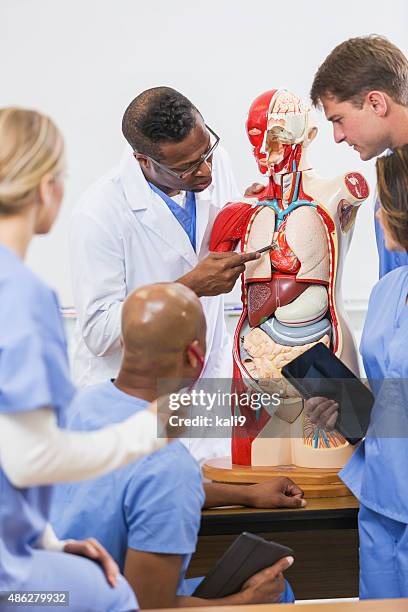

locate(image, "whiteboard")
[[1, 0, 407, 305]]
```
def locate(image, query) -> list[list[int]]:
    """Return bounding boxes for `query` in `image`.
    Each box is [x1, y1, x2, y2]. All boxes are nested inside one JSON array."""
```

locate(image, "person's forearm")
[[0, 407, 165, 488], [177, 270, 202, 297], [203, 482, 252, 509]]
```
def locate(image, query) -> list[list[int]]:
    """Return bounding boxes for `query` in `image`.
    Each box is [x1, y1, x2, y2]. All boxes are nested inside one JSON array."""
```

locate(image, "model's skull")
[[247, 89, 311, 173]]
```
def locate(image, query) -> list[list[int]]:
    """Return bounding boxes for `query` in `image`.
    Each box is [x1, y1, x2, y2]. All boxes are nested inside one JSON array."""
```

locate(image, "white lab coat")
[[70, 146, 241, 462]]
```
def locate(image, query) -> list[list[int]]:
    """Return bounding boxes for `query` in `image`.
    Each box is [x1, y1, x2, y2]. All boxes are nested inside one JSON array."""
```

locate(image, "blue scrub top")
[[0, 245, 75, 589], [51, 382, 204, 593], [374, 196, 408, 278], [148, 182, 197, 251], [340, 266, 408, 523]]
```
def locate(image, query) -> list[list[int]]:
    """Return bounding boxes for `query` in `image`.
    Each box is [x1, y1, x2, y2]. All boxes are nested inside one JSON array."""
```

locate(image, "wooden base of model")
[[202, 457, 351, 498]]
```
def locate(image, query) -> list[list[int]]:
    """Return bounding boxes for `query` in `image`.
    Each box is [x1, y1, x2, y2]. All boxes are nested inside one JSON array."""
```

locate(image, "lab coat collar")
[[119, 148, 152, 211], [119, 148, 214, 267], [119, 149, 213, 261]]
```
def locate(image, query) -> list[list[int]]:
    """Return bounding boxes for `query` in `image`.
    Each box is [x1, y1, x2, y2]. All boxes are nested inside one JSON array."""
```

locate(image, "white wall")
[[1, 0, 407, 305]]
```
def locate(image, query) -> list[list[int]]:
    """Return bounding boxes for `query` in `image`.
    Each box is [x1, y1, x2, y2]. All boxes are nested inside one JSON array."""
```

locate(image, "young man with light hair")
[[310, 35, 408, 276]]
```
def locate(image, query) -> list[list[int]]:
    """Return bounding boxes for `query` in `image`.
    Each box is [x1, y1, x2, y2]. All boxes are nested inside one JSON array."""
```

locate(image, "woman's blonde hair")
[[376, 145, 408, 252], [0, 107, 64, 215]]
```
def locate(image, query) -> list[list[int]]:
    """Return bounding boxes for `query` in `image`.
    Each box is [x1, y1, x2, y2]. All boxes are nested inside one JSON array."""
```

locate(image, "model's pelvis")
[[210, 88, 369, 468]]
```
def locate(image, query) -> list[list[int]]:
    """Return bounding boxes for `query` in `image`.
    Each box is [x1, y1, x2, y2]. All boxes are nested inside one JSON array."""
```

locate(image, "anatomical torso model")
[[210, 89, 369, 468]]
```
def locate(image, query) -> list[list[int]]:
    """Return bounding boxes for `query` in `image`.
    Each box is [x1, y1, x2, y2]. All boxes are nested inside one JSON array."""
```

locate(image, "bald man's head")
[[120, 283, 206, 378]]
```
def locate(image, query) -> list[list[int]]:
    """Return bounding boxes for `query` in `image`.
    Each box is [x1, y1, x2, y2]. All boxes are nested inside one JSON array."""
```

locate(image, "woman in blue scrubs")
[[0, 108, 166, 611], [307, 144, 408, 600]]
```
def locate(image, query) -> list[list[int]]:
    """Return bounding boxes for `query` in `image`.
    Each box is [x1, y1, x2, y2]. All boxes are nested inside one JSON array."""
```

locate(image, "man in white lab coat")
[[70, 87, 259, 461]]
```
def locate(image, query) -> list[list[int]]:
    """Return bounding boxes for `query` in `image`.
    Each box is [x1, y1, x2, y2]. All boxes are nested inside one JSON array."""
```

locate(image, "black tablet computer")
[[281, 342, 374, 443], [193, 532, 293, 599]]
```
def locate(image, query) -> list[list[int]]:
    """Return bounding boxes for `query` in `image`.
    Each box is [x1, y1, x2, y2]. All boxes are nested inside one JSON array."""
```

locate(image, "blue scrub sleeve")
[[0, 331, 55, 413], [124, 444, 204, 555], [0, 277, 74, 416]]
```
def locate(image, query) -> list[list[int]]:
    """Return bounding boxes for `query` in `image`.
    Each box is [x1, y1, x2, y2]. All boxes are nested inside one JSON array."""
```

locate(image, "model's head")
[[122, 87, 218, 193], [246, 89, 316, 175], [311, 36, 408, 161], [376, 145, 408, 252], [120, 282, 207, 393], [0, 107, 65, 233]]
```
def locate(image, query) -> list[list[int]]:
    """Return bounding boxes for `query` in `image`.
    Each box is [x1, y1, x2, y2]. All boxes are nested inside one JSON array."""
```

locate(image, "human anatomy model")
[[210, 89, 369, 468]]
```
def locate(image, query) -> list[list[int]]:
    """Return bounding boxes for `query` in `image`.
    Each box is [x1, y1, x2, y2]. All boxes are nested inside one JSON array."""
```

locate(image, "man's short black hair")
[[122, 87, 201, 160]]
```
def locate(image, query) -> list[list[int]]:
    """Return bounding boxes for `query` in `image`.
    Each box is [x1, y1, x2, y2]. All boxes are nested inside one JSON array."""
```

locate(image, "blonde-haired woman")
[[0, 108, 167, 610]]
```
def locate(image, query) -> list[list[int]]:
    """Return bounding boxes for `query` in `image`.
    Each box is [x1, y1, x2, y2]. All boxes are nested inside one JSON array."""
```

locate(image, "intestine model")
[[209, 89, 369, 468]]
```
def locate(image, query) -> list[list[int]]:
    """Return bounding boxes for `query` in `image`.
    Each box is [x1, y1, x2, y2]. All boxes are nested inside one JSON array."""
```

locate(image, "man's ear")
[[364, 91, 388, 117], [186, 340, 199, 368], [134, 152, 149, 170], [186, 340, 205, 369]]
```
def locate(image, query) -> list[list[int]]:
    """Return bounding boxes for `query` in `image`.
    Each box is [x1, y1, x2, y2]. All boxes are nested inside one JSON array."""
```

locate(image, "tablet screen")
[[282, 342, 374, 442]]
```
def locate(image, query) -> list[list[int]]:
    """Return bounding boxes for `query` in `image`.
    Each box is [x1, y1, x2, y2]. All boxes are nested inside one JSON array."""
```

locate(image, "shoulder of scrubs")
[[124, 441, 204, 555], [64, 380, 137, 430], [374, 193, 408, 278], [368, 265, 408, 309], [0, 247, 74, 414]]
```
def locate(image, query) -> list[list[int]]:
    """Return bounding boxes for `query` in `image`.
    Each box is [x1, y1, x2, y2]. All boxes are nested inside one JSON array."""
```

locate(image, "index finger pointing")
[[236, 251, 262, 265]]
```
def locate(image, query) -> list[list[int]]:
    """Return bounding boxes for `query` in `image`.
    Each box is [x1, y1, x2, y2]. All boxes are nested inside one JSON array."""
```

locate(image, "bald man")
[[51, 283, 299, 608]]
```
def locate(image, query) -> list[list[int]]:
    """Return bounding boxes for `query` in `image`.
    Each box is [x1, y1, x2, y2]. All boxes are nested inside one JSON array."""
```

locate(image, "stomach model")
[[210, 168, 369, 468]]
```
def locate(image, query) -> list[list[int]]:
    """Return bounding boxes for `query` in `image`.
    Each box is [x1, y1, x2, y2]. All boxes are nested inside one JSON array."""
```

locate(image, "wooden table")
[[187, 497, 360, 600], [151, 600, 408, 611]]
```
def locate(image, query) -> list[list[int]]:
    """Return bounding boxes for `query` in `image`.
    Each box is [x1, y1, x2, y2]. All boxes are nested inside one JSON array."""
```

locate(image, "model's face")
[[137, 115, 214, 193], [375, 206, 402, 251], [322, 94, 389, 161]]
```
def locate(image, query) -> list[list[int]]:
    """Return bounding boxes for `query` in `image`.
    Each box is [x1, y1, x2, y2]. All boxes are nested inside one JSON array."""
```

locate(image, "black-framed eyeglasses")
[[139, 124, 220, 180]]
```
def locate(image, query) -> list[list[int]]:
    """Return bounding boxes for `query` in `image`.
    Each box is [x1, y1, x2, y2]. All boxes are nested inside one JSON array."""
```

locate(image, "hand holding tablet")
[[281, 342, 374, 443], [304, 396, 339, 431]]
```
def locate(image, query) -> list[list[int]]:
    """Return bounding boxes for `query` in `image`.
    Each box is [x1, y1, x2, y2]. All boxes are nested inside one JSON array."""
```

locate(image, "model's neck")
[[276, 149, 311, 174], [0, 210, 35, 259]]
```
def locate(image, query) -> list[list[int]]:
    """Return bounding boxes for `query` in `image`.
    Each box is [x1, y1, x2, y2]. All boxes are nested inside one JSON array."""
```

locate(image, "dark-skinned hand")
[[179, 250, 260, 297], [64, 538, 119, 588], [244, 477, 306, 509], [244, 182, 265, 197]]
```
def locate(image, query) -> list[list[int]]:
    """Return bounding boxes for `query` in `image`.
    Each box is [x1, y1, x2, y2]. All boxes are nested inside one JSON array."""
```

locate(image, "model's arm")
[[124, 547, 293, 609], [0, 406, 166, 488], [70, 212, 125, 357]]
